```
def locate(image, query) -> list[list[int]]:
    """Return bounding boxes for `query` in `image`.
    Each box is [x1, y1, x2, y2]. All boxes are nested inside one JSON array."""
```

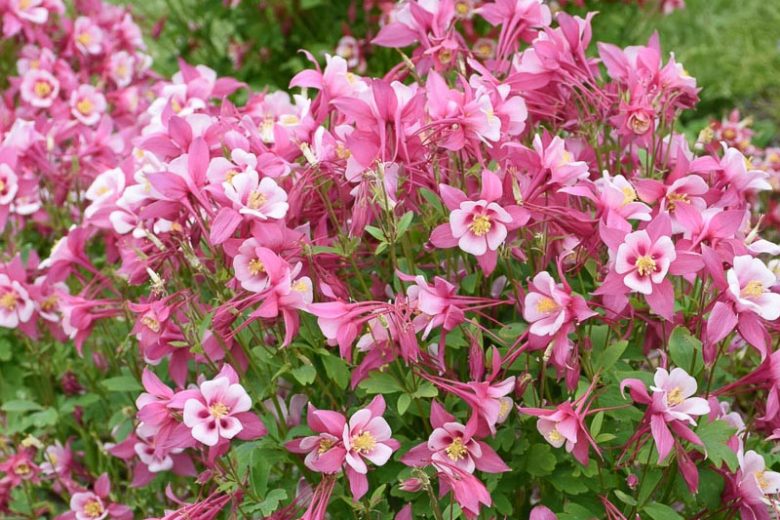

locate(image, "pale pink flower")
[[0, 274, 34, 328], [615, 229, 676, 295], [428, 422, 483, 474], [73, 16, 104, 55], [233, 239, 282, 292], [182, 374, 253, 446], [726, 255, 780, 321], [0, 164, 19, 205], [737, 450, 780, 505], [649, 367, 709, 425], [286, 404, 348, 474], [70, 85, 107, 126], [109, 51, 135, 88], [223, 170, 288, 221], [523, 271, 592, 337], [20, 68, 60, 108], [84, 168, 125, 220], [449, 198, 512, 256], [70, 491, 109, 520], [534, 135, 590, 186], [9, 0, 49, 24]]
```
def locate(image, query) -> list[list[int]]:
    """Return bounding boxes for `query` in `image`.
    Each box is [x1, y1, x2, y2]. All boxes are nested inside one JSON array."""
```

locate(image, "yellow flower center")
[[19, 0, 32, 9], [635, 255, 657, 277], [83, 499, 104, 518], [279, 114, 300, 126], [0, 179, 5, 192], [667, 387, 684, 407], [34, 80, 52, 98], [622, 186, 637, 206], [336, 143, 351, 160], [292, 279, 308, 292], [445, 437, 468, 461], [0, 291, 18, 311], [741, 280, 764, 299], [547, 428, 563, 443], [317, 438, 335, 454], [438, 49, 453, 64], [41, 294, 58, 312], [455, 1, 470, 16], [77, 32, 92, 46], [14, 462, 30, 475], [171, 98, 182, 113], [95, 185, 111, 196], [248, 258, 265, 276], [560, 150, 573, 165], [469, 214, 492, 236], [536, 296, 559, 314], [141, 315, 160, 333], [209, 402, 229, 419], [666, 192, 689, 211], [756, 471, 770, 491], [351, 431, 376, 453], [76, 98, 94, 115], [247, 190, 267, 210]]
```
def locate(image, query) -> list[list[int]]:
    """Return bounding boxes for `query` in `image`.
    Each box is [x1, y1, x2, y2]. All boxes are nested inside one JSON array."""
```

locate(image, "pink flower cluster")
[[0, 0, 778, 519]]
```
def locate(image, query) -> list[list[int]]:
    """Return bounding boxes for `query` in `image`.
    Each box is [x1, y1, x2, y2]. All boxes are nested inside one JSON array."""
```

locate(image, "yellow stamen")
[[351, 431, 376, 453], [83, 499, 104, 518], [141, 315, 160, 333], [756, 471, 770, 491], [41, 294, 58, 312], [77, 32, 92, 47], [622, 186, 637, 206], [76, 98, 94, 115], [741, 280, 764, 299], [666, 192, 689, 211], [248, 258, 265, 276], [536, 296, 559, 314], [33, 81, 52, 98], [209, 402, 229, 418], [247, 191, 267, 210], [14, 462, 30, 475], [635, 256, 656, 277], [469, 214, 492, 237], [445, 437, 468, 461], [171, 98, 182, 113], [292, 279, 308, 292], [0, 291, 18, 311], [317, 438, 335, 454], [547, 428, 563, 443], [667, 387, 684, 407]]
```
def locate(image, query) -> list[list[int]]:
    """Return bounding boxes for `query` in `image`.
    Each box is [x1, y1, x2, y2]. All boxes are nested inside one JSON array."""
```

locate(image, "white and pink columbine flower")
[[0, 274, 34, 328], [9, 0, 49, 25], [736, 450, 780, 506], [223, 170, 289, 221], [20, 68, 60, 108], [0, 164, 19, 206], [534, 135, 590, 186], [615, 229, 676, 295], [343, 397, 396, 475], [233, 238, 284, 293], [68, 474, 131, 520], [523, 271, 594, 338], [73, 16, 104, 55], [726, 255, 780, 321], [84, 168, 125, 220], [449, 198, 512, 256], [649, 367, 709, 425], [428, 422, 483, 474], [109, 51, 135, 88], [183, 370, 253, 446], [70, 85, 107, 126]]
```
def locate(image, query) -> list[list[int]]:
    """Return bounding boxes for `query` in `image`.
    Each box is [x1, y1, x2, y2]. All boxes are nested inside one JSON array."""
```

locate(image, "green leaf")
[[695, 419, 738, 471], [2, 400, 43, 412], [255, 489, 288, 516], [419, 188, 444, 214], [524, 444, 557, 477], [412, 382, 438, 398], [595, 340, 628, 371], [614, 489, 637, 506], [359, 372, 403, 394], [0, 338, 11, 361], [102, 376, 143, 393], [396, 211, 414, 238], [590, 411, 604, 438], [668, 326, 704, 375], [461, 273, 479, 294], [291, 364, 317, 385], [364, 225, 386, 242], [643, 502, 684, 520], [397, 394, 411, 415], [28, 408, 58, 428], [321, 355, 350, 389]]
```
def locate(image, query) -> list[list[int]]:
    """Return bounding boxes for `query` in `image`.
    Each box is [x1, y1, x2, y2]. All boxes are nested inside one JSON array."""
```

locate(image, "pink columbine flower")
[[342, 395, 399, 499], [0, 164, 19, 206], [734, 450, 780, 511], [109, 51, 135, 88], [67, 474, 132, 520], [286, 404, 348, 474], [84, 168, 125, 220], [73, 16, 103, 55], [20, 68, 60, 108], [726, 255, 780, 321], [182, 367, 254, 446], [0, 274, 34, 328], [232, 239, 282, 292], [223, 170, 288, 221], [649, 367, 709, 425], [430, 169, 527, 274], [70, 85, 107, 126], [427, 420, 509, 475], [9, 0, 49, 24], [615, 228, 676, 295], [534, 135, 590, 186]]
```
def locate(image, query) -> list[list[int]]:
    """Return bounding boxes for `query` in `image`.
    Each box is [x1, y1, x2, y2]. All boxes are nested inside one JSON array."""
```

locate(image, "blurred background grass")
[[112, 0, 780, 133]]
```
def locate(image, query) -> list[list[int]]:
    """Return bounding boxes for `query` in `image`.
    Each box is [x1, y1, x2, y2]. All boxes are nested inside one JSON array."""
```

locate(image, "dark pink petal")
[[234, 412, 267, 440], [645, 279, 674, 321], [650, 413, 673, 462], [430, 401, 456, 429], [94, 473, 111, 497], [430, 223, 458, 248], [474, 441, 510, 473], [399, 442, 432, 467], [705, 301, 737, 346], [345, 465, 369, 500]]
